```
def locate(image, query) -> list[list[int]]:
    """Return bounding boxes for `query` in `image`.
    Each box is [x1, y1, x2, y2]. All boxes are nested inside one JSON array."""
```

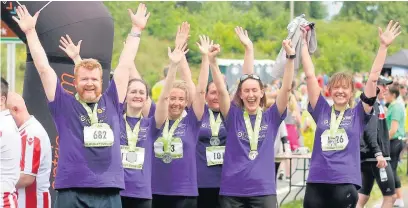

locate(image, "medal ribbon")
[[243, 108, 263, 152], [162, 117, 182, 153], [75, 94, 99, 125], [329, 106, 348, 138], [124, 114, 143, 152], [209, 109, 222, 137]]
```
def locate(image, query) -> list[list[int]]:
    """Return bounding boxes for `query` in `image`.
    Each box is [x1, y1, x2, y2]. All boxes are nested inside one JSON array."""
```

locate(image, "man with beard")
[[13, 3, 149, 207]]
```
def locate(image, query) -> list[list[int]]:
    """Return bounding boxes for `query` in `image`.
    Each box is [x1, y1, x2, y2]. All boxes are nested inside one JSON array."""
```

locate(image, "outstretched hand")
[[196, 35, 213, 55], [379, 20, 401, 47], [12, 5, 39, 34], [208, 44, 221, 61], [168, 43, 189, 64], [282, 39, 295, 56], [175, 22, 190, 46], [128, 3, 151, 31], [235, 26, 252, 48], [59, 35, 82, 60]]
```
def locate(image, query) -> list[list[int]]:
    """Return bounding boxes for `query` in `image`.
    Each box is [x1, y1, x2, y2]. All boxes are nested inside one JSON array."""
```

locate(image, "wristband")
[[375, 152, 383, 157], [129, 31, 141, 38], [286, 54, 296, 59], [360, 92, 377, 106]]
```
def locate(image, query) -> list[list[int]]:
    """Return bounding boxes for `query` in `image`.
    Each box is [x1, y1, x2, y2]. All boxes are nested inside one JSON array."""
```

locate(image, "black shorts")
[[303, 183, 358, 208], [359, 161, 395, 196], [152, 194, 197, 208], [54, 188, 121, 208], [198, 188, 220, 208], [220, 195, 277, 208], [121, 196, 152, 208]]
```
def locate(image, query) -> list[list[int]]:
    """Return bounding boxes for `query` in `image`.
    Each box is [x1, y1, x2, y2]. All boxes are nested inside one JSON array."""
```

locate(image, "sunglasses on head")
[[240, 74, 261, 82]]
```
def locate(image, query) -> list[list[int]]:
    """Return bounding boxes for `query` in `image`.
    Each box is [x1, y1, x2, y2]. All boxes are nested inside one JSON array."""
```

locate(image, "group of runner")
[[0, 3, 403, 208]]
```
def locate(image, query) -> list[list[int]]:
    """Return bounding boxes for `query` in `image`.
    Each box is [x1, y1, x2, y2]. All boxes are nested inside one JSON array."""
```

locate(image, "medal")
[[248, 150, 258, 160], [210, 137, 220, 146], [162, 152, 173, 164], [126, 152, 137, 163]]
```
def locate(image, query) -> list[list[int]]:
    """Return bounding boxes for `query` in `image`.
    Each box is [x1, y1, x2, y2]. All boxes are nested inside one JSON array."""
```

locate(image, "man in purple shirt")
[[13, 4, 148, 207]]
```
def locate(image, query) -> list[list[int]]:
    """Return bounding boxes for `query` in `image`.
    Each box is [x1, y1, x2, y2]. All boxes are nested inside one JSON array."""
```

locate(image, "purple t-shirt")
[[307, 95, 371, 188], [48, 79, 124, 189], [220, 102, 286, 196], [120, 103, 156, 199], [196, 105, 227, 188], [150, 107, 202, 196]]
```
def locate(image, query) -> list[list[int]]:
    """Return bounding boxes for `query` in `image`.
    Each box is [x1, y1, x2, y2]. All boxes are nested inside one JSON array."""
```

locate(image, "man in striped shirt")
[[0, 77, 20, 208], [7, 92, 52, 208]]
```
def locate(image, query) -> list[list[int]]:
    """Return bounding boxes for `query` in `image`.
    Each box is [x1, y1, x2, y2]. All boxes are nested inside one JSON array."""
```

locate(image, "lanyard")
[[329, 106, 348, 138], [75, 94, 98, 125], [209, 109, 222, 137], [243, 108, 263, 151], [124, 114, 142, 151], [162, 117, 182, 153]]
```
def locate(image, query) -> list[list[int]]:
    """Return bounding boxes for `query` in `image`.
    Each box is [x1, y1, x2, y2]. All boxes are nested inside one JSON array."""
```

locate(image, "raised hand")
[[379, 20, 401, 47], [12, 5, 39, 34], [282, 39, 295, 56], [59, 35, 82, 60], [128, 3, 151, 31], [235, 26, 252, 48], [196, 35, 213, 55], [168, 43, 189, 64], [175, 22, 190, 46], [208, 44, 221, 61]]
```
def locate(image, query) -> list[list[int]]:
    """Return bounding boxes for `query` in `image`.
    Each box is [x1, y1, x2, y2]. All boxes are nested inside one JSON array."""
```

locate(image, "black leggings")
[[303, 183, 358, 208], [359, 162, 395, 196], [390, 139, 404, 189], [121, 196, 152, 208], [198, 188, 220, 208], [220, 195, 277, 208], [152, 195, 197, 208]]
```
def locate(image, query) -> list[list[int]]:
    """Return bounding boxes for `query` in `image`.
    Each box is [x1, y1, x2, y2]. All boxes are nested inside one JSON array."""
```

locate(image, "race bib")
[[154, 137, 183, 159], [84, 123, 114, 147], [321, 128, 349, 151], [206, 146, 225, 166], [121, 146, 145, 169]]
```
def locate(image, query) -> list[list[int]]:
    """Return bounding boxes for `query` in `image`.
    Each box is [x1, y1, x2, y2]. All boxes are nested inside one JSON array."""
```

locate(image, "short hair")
[[74, 58, 103, 78], [1, 77, 9, 98], [389, 86, 400, 98], [172, 80, 189, 101], [328, 72, 354, 93]]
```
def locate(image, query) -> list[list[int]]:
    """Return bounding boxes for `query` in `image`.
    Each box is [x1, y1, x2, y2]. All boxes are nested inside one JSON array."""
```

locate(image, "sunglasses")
[[240, 74, 261, 82]]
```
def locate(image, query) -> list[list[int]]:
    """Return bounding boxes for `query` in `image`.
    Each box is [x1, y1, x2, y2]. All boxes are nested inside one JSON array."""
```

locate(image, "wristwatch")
[[286, 54, 296, 59], [129, 31, 141, 38]]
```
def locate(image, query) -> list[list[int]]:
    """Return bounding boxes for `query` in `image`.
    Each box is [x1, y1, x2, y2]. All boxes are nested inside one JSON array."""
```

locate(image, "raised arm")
[[13, 6, 57, 101], [155, 43, 189, 128], [175, 22, 195, 107], [235, 26, 254, 74], [300, 27, 320, 109], [59, 35, 82, 65], [209, 44, 230, 117], [363, 20, 401, 113], [114, 3, 150, 103], [275, 40, 295, 115], [192, 35, 212, 121]]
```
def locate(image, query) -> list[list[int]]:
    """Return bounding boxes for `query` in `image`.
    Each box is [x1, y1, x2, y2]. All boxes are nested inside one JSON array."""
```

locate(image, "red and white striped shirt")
[[17, 116, 51, 208]]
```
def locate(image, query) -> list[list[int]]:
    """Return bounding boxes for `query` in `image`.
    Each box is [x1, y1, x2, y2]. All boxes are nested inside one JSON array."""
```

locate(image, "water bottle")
[[380, 168, 388, 182]]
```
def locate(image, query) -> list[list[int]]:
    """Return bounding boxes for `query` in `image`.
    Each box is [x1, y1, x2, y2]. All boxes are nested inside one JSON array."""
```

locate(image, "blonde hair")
[[74, 58, 103, 79], [327, 72, 354, 93], [171, 80, 189, 101]]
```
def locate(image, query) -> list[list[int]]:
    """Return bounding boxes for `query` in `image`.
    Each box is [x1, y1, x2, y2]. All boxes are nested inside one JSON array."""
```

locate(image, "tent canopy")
[[384, 49, 408, 68]]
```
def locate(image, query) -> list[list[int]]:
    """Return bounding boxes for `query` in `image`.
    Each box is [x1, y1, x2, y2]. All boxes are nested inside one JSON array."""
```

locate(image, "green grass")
[[281, 158, 408, 208]]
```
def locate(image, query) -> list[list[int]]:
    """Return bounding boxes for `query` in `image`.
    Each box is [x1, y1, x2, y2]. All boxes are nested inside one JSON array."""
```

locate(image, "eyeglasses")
[[239, 74, 261, 82]]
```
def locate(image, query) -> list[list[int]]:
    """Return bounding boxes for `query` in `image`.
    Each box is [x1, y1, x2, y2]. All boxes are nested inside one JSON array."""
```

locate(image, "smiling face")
[[328, 73, 354, 107], [126, 80, 148, 111], [168, 87, 188, 119], [206, 82, 220, 111], [238, 78, 264, 114], [74, 66, 103, 103]]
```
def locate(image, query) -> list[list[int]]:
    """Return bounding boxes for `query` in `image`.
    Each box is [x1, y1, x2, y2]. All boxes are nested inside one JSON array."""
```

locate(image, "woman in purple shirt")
[[301, 21, 401, 208], [210, 38, 295, 207], [151, 33, 213, 208], [196, 27, 255, 208]]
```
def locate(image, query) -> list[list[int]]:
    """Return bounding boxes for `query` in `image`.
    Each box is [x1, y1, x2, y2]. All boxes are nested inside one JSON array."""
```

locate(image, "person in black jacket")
[[357, 76, 396, 208]]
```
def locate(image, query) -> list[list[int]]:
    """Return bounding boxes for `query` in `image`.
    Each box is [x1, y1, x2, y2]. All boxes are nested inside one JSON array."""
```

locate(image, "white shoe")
[[394, 199, 404, 207]]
